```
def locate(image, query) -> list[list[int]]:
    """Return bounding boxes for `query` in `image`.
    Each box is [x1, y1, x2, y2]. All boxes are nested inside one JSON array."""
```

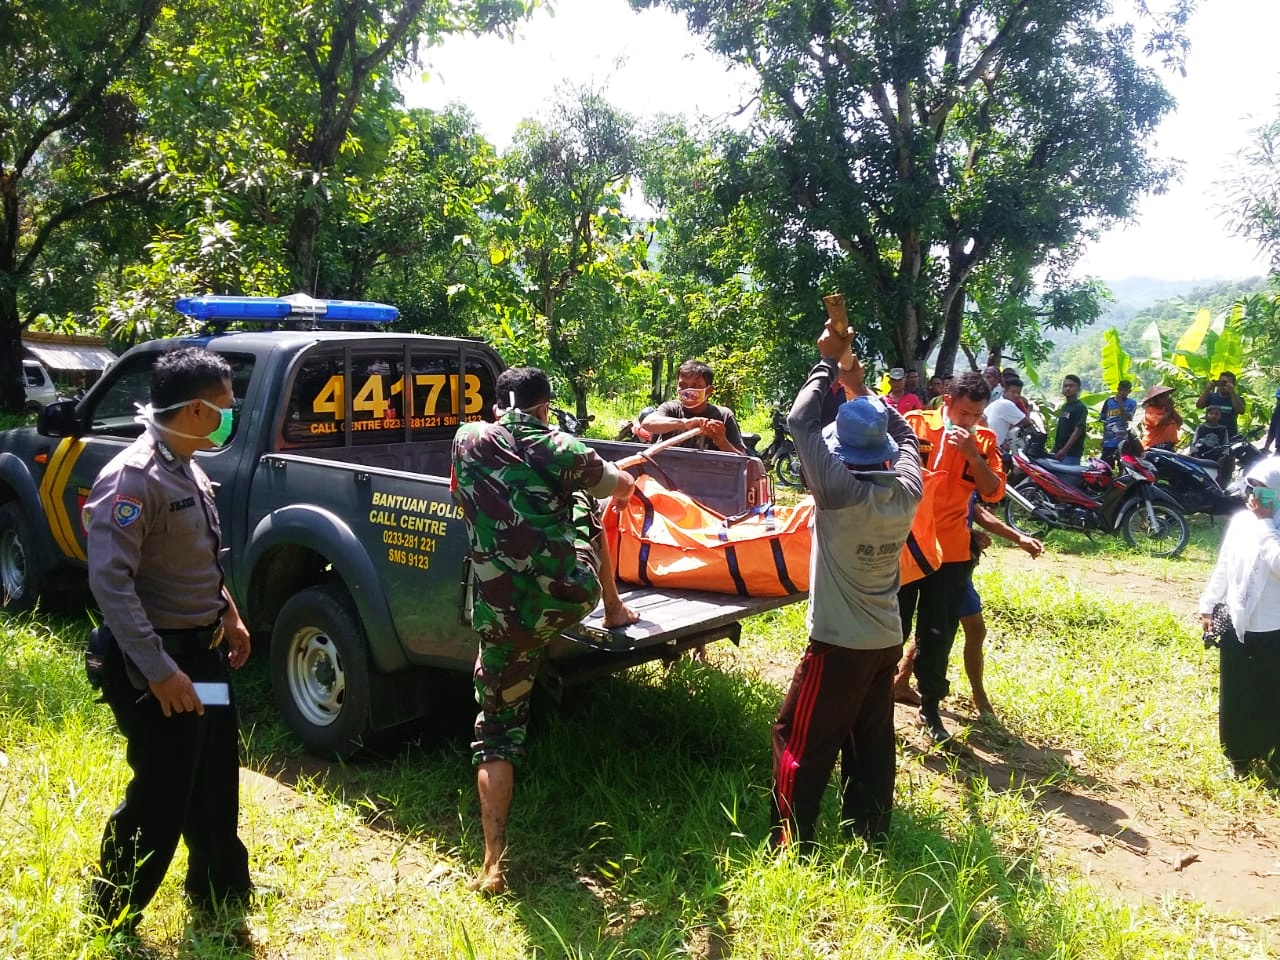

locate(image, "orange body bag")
[[606, 475, 812, 597]]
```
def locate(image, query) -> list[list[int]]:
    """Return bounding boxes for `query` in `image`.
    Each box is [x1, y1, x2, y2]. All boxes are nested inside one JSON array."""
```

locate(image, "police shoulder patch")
[[113, 495, 143, 527]]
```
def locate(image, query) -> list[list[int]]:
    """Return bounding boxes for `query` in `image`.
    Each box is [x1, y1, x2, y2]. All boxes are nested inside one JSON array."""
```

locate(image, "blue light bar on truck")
[[175, 293, 399, 324]]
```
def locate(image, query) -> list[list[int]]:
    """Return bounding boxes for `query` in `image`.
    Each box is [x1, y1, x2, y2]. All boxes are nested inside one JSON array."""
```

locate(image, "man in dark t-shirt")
[[1052, 374, 1088, 465], [1196, 371, 1244, 438], [641, 359, 746, 453]]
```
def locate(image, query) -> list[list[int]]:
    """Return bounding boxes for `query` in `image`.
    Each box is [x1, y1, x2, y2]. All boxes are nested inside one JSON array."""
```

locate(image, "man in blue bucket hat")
[[769, 320, 923, 850], [824, 395, 901, 474]]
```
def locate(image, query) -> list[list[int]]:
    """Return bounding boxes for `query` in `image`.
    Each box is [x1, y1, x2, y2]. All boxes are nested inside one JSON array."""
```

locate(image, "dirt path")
[[912, 543, 1280, 939], [892, 703, 1280, 934], [1015, 541, 1209, 620]]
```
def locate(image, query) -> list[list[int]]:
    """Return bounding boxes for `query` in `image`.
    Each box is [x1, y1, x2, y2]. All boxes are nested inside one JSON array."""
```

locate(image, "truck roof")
[[159, 329, 498, 356]]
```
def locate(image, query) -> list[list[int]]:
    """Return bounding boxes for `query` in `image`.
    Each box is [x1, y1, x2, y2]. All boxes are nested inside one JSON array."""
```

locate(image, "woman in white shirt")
[[1199, 456, 1280, 775]]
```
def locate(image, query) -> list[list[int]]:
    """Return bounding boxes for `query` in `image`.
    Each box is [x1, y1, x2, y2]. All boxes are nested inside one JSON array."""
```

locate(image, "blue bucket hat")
[[822, 396, 898, 473]]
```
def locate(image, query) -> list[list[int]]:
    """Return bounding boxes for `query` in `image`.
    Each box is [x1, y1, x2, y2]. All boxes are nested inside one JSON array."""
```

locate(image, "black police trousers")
[[898, 559, 975, 702], [94, 641, 249, 924]]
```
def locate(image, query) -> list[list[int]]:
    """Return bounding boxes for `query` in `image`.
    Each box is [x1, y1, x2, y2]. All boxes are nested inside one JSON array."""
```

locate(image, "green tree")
[[99, 0, 539, 342], [634, 119, 773, 404], [486, 88, 647, 418], [1223, 114, 1280, 275], [634, 0, 1185, 378], [0, 0, 163, 409], [270, 0, 542, 292], [328, 106, 503, 336]]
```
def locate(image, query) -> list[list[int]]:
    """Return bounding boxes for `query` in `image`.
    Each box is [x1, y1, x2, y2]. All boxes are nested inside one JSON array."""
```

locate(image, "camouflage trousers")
[[471, 636, 548, 766], [471, 493, 602, 766]]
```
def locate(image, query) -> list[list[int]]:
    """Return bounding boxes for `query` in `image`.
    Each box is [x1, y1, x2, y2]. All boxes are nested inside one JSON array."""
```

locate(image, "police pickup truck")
[[0, 295, 799, 756]]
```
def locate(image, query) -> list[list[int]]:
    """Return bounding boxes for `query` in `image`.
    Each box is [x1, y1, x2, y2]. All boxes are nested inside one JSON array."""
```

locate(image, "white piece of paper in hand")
[[192, 682, 231, 706]]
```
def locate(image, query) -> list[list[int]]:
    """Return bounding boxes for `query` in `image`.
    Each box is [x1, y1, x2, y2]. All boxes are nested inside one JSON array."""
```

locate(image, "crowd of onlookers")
[[873, 360, 1279, 477], [620, 354, 1280, 482]]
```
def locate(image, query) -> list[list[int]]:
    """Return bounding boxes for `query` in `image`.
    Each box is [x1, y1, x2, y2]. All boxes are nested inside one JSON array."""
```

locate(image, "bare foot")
[[466, 867, 506, 895], [973, 693, 995, 718], [893, 683, 921, 706], [603, 602, 640, 628]]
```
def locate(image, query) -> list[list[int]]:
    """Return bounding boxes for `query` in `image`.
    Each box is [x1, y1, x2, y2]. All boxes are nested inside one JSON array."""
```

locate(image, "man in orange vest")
[[898, 371, 1005, 744]]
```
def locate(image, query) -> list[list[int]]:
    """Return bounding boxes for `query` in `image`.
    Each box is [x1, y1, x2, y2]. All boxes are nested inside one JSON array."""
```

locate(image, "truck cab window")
[[86, 349, 254, 442]]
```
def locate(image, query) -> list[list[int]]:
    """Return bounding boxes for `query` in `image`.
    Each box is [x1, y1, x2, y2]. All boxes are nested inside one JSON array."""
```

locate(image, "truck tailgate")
[[565, 586, 804, 653]]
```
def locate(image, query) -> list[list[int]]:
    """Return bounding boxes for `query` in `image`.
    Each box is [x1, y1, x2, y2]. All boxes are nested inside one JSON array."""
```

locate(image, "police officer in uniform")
[[86, 347, 254, 930]]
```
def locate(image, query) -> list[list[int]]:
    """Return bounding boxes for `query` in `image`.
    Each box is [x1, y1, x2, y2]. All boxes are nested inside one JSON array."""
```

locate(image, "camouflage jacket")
[[451, 409, 620, 642]]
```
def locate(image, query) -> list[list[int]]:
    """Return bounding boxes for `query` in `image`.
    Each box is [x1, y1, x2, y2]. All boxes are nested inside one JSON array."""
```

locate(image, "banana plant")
[[1098, 303, 1262, 436]]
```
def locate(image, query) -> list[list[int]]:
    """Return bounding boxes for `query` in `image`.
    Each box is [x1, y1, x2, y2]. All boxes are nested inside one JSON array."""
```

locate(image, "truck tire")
[[270, 583, 372, 759], [0, 502, 44, 612]]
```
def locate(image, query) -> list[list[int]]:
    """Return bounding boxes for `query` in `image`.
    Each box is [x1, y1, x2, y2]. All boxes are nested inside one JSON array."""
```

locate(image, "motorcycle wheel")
[[773, 450, 806, 490], [1120, 500, 1189, 559], [1004, 481, 1054, 538]]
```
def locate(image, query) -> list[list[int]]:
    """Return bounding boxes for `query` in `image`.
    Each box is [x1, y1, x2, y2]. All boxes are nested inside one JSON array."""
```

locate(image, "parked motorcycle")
[[616, 406, 656, 443], [552, 407, 594, 436], [1004, 447, 1189, 558], [759, 410, 805, 489], [1144, 434, 1263, 519]]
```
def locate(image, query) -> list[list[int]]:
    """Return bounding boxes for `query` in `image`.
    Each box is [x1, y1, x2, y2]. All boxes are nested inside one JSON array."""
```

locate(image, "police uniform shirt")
[[85, 426, 226, 686]]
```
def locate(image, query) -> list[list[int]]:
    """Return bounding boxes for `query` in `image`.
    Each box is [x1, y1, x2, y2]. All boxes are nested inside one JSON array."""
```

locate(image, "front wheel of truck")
[[271, 584, 372, 759], [0, 502, 44, 612]]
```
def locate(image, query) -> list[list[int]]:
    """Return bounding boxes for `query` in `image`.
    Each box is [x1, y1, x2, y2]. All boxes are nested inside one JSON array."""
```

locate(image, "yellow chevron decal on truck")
[[37, 437, 87, 562]]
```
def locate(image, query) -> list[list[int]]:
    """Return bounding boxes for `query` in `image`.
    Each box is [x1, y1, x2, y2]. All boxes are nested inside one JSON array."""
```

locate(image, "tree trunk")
[[935, 286, 966, 377], [0, 180, 27, 412], [287, 203, 323, 295], [0, 283, 26, 413], [891, 290, 918, 375], [572, 380, 590, 421], [649, 353, 663, 404], [985, 339, 1007, 369]]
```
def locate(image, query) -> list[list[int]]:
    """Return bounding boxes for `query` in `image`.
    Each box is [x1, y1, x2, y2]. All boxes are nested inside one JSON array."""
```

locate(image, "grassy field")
[[2, 528, 1277, 958]]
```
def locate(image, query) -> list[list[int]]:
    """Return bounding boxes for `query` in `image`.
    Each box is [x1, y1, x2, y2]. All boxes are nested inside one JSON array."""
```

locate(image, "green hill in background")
[[1039, 275, 1271, 393]]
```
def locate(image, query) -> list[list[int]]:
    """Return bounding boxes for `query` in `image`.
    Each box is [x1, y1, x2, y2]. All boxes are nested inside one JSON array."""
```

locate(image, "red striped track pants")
[[770, 640, 901, 848]]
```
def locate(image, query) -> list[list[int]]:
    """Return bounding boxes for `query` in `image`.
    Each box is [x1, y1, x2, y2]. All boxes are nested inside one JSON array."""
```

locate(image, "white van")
[[23, 360, 57, 409]]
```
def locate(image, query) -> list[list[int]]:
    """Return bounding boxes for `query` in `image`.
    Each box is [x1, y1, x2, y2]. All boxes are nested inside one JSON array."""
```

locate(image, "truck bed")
[[539, 585, 802, 695], [568, 585, 803, 653]]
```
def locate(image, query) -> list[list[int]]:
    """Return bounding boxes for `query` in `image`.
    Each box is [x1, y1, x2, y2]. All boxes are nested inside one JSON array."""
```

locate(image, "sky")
[[405, 0, 1280, 284]]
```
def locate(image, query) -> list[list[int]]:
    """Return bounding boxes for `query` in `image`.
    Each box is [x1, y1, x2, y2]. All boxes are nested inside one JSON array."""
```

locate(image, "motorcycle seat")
[[1146, 447, 1222, 473], [1141, 450, 1218, 471], [1031, 457, 1089, 478], [1184, 455, 1223, 472]]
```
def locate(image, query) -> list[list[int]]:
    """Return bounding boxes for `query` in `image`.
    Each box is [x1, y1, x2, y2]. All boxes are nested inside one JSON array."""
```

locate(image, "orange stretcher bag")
[[606, 475, 812, 597]]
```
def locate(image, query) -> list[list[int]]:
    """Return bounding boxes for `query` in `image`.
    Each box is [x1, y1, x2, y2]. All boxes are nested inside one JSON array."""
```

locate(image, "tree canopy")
[[2, 0, 1205, 421], [632, 0, 1184, 382]]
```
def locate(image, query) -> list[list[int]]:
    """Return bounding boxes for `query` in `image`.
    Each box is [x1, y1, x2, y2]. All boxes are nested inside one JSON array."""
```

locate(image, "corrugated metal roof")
[[24, 341, 116, 371]]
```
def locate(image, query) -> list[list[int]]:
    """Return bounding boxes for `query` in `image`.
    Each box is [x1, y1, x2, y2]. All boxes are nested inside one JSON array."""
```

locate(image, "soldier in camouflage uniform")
[[452, 366, 637, 894]]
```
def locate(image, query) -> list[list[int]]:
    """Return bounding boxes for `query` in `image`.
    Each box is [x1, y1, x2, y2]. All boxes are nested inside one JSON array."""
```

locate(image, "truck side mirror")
[[38, 398, 80, 438]]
